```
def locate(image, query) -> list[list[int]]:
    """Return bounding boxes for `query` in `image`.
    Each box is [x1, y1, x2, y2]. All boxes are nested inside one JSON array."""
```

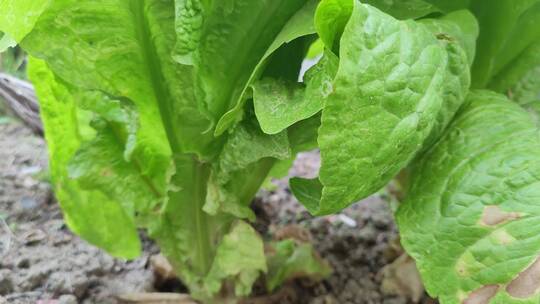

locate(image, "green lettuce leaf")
[[149, 156, 221, 300], [20, 0, 218, 159], [262, 0, 319, 61], [262, 112, 323, 190], [481, 2, 540, 103], [314, 0, 441, 54], [293, 2, 463, 215], [204, 221, 267, 297], [418, 10, 478, 65], [288, 113, 321, 154], [364, 0, 440, 19], [398, 90, 540, 304], [63, 90, 168, 220], [252, 51, 338, 135], [314, 0, 353, 53], [173, 0, 208, 65], [490, 2, 540, 76], [206, 115, 290, 219], [0, 31, 16, 52], [67, 115, 164, 219], [261, 35, 316, 83], [213, 0, 319, 135], [28, 57, 141, 258], [22, 2, 221, 297], [0, 0, 50, 43], [417, 10, 476, 148], [186, 0, 313, 134], [489, 42, 540, 106], [469, 0, 540, 87], [151, 114, 288, 299], [266, 239, 332, 292], [422, 0, 470, 12]]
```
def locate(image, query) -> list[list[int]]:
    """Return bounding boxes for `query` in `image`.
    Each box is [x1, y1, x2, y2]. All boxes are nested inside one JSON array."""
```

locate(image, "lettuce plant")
[[2, 0, 540, 303]]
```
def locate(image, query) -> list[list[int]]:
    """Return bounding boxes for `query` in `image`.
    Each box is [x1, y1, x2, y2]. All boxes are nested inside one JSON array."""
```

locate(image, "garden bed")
[[0, 121, 433, 304]]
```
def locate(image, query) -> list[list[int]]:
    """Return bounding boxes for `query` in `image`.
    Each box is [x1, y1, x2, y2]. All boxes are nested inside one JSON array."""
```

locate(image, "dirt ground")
[[0, 121, 435, 304]]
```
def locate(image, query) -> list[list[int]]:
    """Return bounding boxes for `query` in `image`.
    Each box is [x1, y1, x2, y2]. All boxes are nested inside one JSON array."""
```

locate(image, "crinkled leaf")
[[22, 2, 224, 297], [204, 221, 267, 297], [218, 118, 290, 180], [398, 90, 540, 304], [418, 10, 478, 66], [67, 117, 163, 219], [205, 158, 275, 221], [205, 116, 290, 219], [173, 0, 207, 65], [253, 82, 306, 127], [20, 0, 216, 159], [252, 51, 338, 134], [213, 0, 319, 135], [0, 0, 50, 43], [74, 92, 139, 160], [28, 57, 140, 259], [186, 0, 311, 134], [314, 0, 353, 53], [293, 2, 450, 215], [418, 10, 475, 148], [266, 239, 331, 291]]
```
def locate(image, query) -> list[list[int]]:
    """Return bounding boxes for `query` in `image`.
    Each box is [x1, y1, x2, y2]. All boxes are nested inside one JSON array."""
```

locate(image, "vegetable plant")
[[2, 0, 540, 303]]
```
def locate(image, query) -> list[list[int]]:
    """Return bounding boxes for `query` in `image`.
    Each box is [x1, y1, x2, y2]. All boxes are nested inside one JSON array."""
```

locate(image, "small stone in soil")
[[20, 264, 51, 290], [58, 295, 78, 304], [22, 229, 47, 245], [311, 295, 338, 304], [46, 272, 91, 298], [20, 197, 39, 209], [0, 269, 15, 294], [16, 257, 31, 269]]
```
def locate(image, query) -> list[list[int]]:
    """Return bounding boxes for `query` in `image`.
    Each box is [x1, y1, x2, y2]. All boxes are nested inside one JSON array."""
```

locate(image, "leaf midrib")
[[109, 122, 162, 199], [130, 0, 180, 153], [129, 0, 214, 275]]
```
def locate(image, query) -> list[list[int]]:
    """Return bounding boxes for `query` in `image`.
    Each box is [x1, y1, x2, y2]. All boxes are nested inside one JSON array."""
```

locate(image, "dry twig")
[[0, 72, 43, 135]]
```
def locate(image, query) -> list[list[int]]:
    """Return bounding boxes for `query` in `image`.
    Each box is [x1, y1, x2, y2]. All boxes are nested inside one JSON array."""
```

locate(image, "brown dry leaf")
[[380, 253, 424, 303], [241, 286, 298, 304], [382, 237, 404, 261], [150, 254, 177, 282], [272, 225, 311, 243]]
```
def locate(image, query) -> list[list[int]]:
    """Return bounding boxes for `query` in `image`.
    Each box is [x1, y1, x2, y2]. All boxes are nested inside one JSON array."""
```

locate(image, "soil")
[[0, 121, 435, 304]]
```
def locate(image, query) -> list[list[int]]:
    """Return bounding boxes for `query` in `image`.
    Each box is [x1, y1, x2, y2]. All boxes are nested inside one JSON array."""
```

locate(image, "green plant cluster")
[[2, 0, 540, 303]]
